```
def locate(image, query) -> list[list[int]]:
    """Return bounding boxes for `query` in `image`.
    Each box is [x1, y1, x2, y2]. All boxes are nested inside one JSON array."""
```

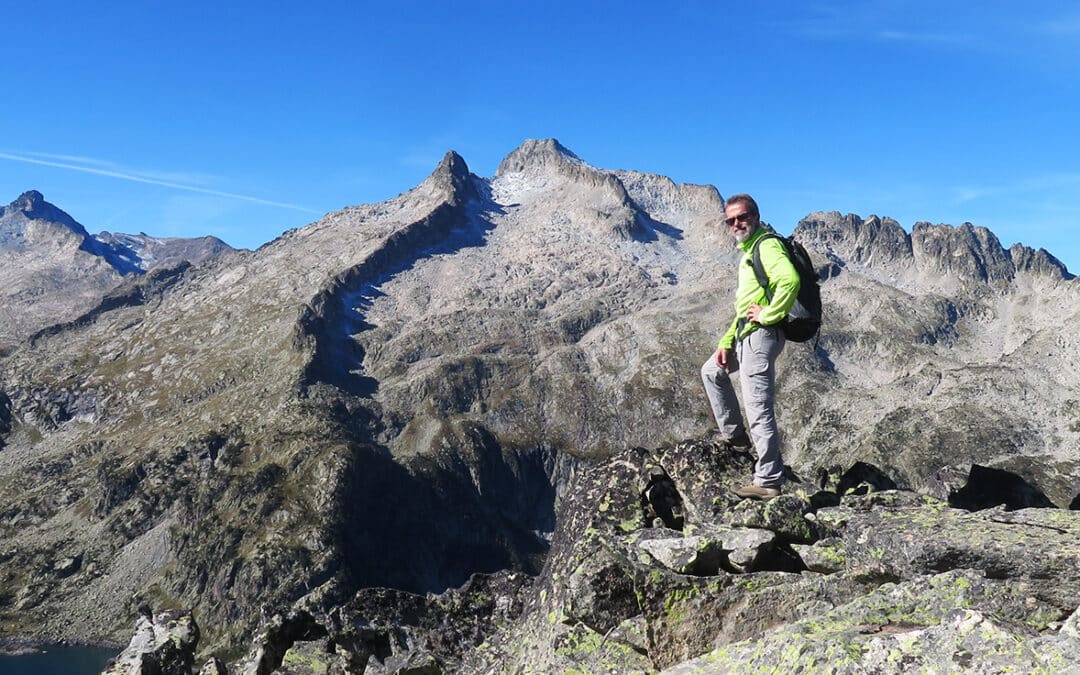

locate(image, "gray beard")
[[733, 224, 757, 243]]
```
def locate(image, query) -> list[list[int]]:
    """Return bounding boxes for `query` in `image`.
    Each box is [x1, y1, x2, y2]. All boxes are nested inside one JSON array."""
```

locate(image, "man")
[[701, 194, 800, 499]]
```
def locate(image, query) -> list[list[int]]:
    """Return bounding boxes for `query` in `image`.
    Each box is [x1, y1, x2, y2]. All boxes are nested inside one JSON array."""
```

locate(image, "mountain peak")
[[435, 150, 471, 183], [13, 189, 45, 210], [1, 189, 85, 234], [2, 190, 47, 219], [495, 138, 583, 176], [911, 220, 1016, 283], [418, 150, 477, 206]]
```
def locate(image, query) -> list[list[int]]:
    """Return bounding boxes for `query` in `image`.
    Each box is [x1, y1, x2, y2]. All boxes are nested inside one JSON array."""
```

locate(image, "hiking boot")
[[732, 484, 781, 500], [709, 431, 752, 452]]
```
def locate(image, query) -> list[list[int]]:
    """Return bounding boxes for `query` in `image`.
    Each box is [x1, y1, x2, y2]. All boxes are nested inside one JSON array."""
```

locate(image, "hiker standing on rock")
[[701, 194, 800, 500]]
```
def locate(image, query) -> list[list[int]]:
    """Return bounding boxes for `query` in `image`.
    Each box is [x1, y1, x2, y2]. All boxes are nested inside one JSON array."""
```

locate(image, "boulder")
[[725, 494, 818, 545], [235, 609, 327, 675], [664, 569, 1078, 673], [102, 608, 199, 675], [197, 657, 228, 675], [791, 537, 847, 574], [638, 535, 723, 576], [836, 505, 1080, 612]]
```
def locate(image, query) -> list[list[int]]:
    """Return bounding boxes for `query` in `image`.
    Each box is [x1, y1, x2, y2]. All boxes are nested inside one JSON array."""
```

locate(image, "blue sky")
[[2, 1, 1078, 273]]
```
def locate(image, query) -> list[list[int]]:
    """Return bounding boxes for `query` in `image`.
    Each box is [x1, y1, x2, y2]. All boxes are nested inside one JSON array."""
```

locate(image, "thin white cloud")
[[18, 151, 119, 168], [1041, 14, 1080, 36], [953, 173, 1080, 203], [954, 187, 989, 203], [0, 151, 321, 214], [875, 30, 975, 46], [780, 2, 982, 48], [16, 150, 221, 186]]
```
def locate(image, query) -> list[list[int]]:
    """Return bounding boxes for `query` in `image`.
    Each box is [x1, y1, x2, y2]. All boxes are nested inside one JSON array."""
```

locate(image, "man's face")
[[724, 202, 758, 243]]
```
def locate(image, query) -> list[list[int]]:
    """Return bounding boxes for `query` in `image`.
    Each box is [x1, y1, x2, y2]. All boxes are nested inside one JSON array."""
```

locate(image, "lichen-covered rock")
[[791, 537, 848, 574], [1063, 606, 1080, 638], [109, 448, 1080, 674], [725, 493, 818, 545], [563, 544, 642, 632], [639, 570, 872, 669], [235, 609, 327, 675], [638, 535, 723, 576], [607, 615, 649, 655], [324, 570, 530, 674], [681, 523, 777, 573], [197, 656, 228, 675], [858, 609, 1080, 674], [840, 489, 946, 510], [664, 569, 1075, 673], [647, 439, 757, 524], [102, 608, 199, 675], [262, 640, 338, 674], [839, 506, 1080, 613]]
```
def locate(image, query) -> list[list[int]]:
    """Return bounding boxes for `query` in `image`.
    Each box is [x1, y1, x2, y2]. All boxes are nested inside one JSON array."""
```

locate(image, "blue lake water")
[[0, 644, 118, 674]]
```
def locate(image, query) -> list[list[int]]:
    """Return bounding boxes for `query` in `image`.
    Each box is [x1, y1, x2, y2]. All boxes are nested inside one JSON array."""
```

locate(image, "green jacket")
[[718, 226, 801, 350]]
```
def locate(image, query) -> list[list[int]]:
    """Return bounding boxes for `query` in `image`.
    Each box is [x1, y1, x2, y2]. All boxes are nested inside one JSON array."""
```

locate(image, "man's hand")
[[715, 348, 733, 369], [747, 303, 765, 323]]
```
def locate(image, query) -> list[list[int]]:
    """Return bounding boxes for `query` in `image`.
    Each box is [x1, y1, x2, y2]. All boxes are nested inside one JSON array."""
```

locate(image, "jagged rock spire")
[[418, 150, 478, 206], [795, 211, 1072, 284]]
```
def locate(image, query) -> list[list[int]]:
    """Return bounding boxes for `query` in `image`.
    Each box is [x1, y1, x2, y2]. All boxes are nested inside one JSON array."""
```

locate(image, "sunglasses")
[[725, 213, 753, 227]]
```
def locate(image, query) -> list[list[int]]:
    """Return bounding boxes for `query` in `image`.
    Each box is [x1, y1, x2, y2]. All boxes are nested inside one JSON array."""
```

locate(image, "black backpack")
[[750, 233, 822, 342]]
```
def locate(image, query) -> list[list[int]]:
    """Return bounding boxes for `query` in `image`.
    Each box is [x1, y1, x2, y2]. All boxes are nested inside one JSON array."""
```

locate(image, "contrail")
[[0, 151, 322, 214]]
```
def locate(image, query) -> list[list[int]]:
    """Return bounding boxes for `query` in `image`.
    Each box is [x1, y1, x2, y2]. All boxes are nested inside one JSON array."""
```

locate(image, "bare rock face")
[[795, 210, 1072, 290], [102, 608, 200, 675], [0, 190, 130, 350], [795, 212, 912, 270], [93, 230, 233, 273], [495, 137, 647, 240], [0, 190, 234, 351], [0, 139, 1077, 662], [912, 220, 1016, 284]]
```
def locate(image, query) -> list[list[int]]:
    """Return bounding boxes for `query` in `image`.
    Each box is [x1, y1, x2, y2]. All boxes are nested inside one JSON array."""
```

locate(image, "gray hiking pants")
[[700, 325, 786, 488]]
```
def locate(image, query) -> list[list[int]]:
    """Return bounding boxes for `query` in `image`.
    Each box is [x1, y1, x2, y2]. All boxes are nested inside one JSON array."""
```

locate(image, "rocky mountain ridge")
[[93, 230, 234, 276], [0, 139, 1077, 665], [0, 190, 234, 351], [796, 211, 1071, 291]]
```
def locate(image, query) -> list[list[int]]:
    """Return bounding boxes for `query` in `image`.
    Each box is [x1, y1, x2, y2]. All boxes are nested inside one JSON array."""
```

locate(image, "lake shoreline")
[[0, 634, 122, 657]]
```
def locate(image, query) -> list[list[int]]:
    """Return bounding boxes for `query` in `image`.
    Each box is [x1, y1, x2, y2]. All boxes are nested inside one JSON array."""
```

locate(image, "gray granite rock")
[[102, 608, 199, 675]]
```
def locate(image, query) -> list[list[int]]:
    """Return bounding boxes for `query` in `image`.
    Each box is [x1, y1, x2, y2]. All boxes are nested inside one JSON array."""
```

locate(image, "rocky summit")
[[0, 139, 1078, 671]]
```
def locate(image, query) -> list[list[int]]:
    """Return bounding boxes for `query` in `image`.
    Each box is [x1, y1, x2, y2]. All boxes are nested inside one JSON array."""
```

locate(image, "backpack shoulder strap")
[[751, 232, 779, 303]]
